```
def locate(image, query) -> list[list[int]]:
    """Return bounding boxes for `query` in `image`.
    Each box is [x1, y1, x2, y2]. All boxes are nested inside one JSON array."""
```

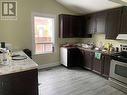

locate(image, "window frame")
[[32, 12, 56, 55]]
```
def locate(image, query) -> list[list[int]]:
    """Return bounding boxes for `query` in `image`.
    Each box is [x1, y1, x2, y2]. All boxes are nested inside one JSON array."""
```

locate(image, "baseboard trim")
[[38, 62, 60, 70]]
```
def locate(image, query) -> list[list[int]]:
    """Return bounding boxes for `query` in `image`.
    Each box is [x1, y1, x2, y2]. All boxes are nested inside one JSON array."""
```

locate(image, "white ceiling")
[[56, 0, 122, 14]]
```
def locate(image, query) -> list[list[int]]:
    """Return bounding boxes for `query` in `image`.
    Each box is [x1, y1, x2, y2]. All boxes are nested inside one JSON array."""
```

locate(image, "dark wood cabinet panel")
[[84, 11, 106, 34], [96, 11, 107, 33], [71, 16, 83, 37], [84, 14, 97, 34], [59, 7, 127, 39], [102, 54, 111, 78], [105, 6, 127, 38], [92, 53, 111, 77], [59, 14, 92, 38], [77, 49, 111, 79], [59, 14, 72, 38], [120, 7, 127, 34], [59, 14, 79, 38], [92, 55, 102, 74], [0, 69, 38, 95], [105, 7, 122, 39], [82, 50, 94, 70]]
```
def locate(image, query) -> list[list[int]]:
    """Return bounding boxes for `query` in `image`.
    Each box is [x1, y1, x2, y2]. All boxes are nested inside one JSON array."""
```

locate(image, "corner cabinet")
[[59, 14, 92, 38], [0, 69, 38, 95]]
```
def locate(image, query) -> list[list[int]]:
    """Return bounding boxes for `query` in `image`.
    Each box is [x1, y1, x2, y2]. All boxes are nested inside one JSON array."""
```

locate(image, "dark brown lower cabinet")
[[82, 50, 94, 70], [102, 54, 111, 78], [0, 69, 38, 95], [81, 49, 111, 79], [92, 55, 102, 75], [92, 54, 111, 78]]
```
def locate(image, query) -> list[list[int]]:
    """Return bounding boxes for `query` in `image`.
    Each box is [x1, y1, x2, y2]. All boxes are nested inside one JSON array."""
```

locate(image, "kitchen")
[[0, 0, 127, 95]]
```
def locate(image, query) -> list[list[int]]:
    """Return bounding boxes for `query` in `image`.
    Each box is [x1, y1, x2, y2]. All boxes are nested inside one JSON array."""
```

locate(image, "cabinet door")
[[105, 8, 122, 39], [92, 54, 102, 74], [121, 7, 127, 34], [79, 16, 92, 38], [59, 14, 82, 38], [82, 50, 94, 70], [0, 69, 38, 95], [102, 54, 111, 78], [71, 16, 82, 37], [96, 12, 107, 33], [0, 77, 4, 94], [84, 14, 97, 34], [59, 14, 72, 38], [59, 14, 92, 38]]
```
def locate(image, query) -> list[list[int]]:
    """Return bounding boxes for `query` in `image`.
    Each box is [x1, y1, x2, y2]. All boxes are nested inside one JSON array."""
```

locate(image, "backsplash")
[[80, 34, 127, 48], [59, 34, 127, 52], [59, 38, 81, 45]]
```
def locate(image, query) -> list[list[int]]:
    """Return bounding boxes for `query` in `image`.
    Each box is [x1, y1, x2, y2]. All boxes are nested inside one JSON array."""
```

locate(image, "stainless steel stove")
[[109, 45, 127, 93]]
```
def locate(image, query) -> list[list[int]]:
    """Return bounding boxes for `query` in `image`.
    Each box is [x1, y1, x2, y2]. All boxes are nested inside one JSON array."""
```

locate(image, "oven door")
[[110, 60, 127, 84]]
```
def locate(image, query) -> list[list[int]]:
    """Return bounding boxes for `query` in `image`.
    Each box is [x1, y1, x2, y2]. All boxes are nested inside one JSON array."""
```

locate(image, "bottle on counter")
[[115, 47, 119, 52], [0, 48, 11, 65]]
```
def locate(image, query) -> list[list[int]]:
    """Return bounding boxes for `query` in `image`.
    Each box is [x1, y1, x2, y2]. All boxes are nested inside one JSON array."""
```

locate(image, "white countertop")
[[0, 51, 38, 75]]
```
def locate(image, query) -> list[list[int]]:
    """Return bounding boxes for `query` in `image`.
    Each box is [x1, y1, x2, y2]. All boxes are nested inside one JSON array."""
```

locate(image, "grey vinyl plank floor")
[[38, 66, 127, 95]]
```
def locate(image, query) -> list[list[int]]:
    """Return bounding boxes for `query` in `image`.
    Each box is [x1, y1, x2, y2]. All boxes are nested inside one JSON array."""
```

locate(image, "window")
[[32, 14, 55, 54]]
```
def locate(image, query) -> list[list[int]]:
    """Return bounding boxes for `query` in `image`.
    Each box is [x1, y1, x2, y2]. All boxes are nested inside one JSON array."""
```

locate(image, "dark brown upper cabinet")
[[84, 11, 107, 34], [105, 7, 122, 39], [59, 7, 127, 39], [71, 16, 83, 37], [59, 14, 72, 38], [84, 14, 97, 34], [120, 7, 127, 34], [84, 6, 127, 39], [59, 14, 92, 38], [96, 11, 107, 34]]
